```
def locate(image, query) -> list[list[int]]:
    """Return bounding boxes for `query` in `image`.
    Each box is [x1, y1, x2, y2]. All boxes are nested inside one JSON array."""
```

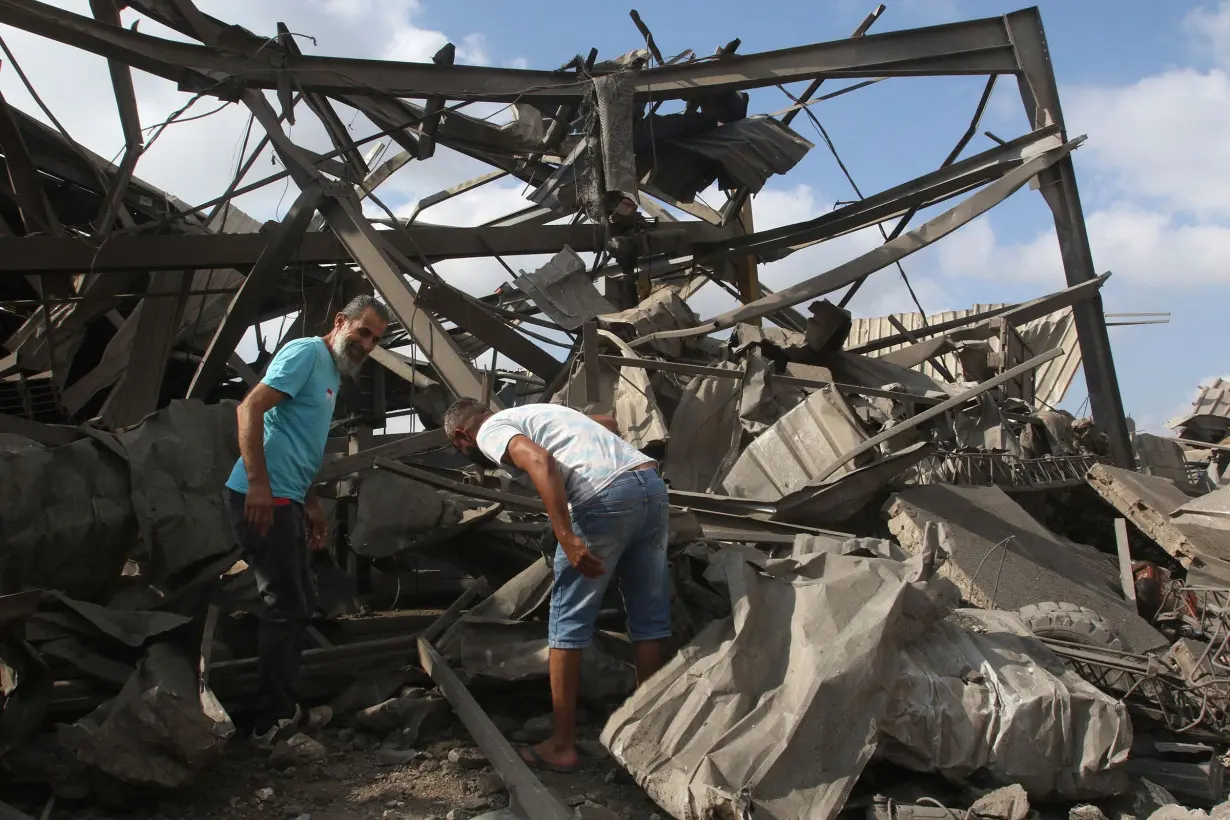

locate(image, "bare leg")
[[526, 647, 582, 769], [633, 639, 664, 686]]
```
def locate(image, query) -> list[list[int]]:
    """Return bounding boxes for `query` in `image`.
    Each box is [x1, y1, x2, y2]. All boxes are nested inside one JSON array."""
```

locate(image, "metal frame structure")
[[0, 1, 1133, 466]]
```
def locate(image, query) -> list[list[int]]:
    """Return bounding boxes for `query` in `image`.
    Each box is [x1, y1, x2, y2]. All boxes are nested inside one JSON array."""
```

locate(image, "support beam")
[[242, 90, 493, 405], [0, 221, 693, 273], [100, 270, 187, 427], [733, 198, 760, 321], [89, 0, 143, 232], [629, 137, 1080, 348], [582, 319, 600, 404], [275, 21, 368, 181], [1005, 8, 1133, 469], [186, 183, 325, 399], [846, 272, 1111, 354], [695, 126, 1062, 262], [811, 347, 1063, 484], [404, 170, 508, 223], [316, 427, 447, 483], [0, 1, 1020, 102], [416, 42, 453, 160], [1114, 518, 1137, 605], [416, 282, 562, 381], [417, 637, 573, 820], [0, 87, 60, 236]]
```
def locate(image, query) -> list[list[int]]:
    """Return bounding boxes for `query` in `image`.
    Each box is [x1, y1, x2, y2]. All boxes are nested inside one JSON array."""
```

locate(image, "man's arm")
[[303, 486, 328, 551], [236, 383, 287, 536], [504, 435, 606, 578]]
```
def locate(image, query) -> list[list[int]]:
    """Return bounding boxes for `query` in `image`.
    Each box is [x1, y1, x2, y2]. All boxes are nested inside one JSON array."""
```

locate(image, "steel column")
[[1005, 8, 1134, 469], [186, 184, 325, 399]]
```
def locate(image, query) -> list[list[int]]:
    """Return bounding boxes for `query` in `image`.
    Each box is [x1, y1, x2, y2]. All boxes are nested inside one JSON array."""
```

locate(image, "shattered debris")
[[0, 1, 1220, 819]]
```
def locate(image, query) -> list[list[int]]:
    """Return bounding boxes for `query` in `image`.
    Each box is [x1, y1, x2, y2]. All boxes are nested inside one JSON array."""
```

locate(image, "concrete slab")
[[1086, 464, 1202, 565], [885, 484, 1168, 652]]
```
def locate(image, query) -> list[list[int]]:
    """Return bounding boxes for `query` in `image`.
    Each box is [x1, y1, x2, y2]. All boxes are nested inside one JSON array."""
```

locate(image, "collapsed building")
[[0, 2, 1224, 819]]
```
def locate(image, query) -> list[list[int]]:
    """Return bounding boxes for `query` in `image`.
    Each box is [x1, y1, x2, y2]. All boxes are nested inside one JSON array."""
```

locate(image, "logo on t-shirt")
[[326, 388, 335, 406]]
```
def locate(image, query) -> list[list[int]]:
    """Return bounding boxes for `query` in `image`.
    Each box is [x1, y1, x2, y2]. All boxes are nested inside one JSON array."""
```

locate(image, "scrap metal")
[[0, 3, 1193, 818]]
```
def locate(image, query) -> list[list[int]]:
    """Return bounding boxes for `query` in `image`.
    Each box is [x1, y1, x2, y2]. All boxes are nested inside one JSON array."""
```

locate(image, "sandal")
[[517, 744, 580, 774]]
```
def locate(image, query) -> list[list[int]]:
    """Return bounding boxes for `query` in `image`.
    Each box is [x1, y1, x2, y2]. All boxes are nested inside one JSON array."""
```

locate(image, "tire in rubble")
[[1018, 601, 1129, 692], [1017, 601, 1125, 650]]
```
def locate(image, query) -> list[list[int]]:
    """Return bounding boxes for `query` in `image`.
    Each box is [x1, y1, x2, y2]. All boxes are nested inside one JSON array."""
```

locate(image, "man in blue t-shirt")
[[226, 294, 389, 745]]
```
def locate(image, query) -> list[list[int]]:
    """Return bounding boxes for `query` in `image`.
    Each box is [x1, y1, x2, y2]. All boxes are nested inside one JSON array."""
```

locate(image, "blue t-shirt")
[[226, 337, 340, 503]]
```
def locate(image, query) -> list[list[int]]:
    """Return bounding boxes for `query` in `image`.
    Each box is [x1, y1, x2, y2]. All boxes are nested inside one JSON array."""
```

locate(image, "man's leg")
[[632, 639, 664, 686], [616, 474, 672, 688], [227, 493, 313, 738], [525, 485, 637, 770]]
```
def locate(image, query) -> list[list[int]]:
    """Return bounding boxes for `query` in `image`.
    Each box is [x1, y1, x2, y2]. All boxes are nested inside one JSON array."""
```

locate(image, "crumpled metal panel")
[[600, 546, 958, 820], [513, 247, 615, 331], [879, 608, 1131, 800], [58, 641, 234, 789], [642, 116, 813, 203], [661, 362, 744, 494], [720, 383, 872, 501], [845, 305, 1081, 407], [0, 435, 134, 602], [594, 72, 638, 201], [1134, 433, 1196, 492], [552, 329, 669, 450], [598, 286, 698, 360], [118, 399, 240, 583], [1169, 378, 1230, 430]]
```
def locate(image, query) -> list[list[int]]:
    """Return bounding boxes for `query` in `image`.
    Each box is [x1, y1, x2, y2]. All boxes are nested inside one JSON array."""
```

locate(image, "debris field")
[[0, 2, 1227, 820]]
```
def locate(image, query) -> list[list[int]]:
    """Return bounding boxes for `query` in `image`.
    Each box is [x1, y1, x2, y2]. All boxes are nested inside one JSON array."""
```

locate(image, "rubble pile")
[[0, 1, 1218, 819]]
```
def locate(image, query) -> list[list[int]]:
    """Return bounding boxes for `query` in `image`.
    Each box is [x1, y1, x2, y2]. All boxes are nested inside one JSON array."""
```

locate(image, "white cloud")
[[931, 6, 1230, 292], [1067, 68, 1230, 220], [1184, 0, 1230, 70], [936, 206, 1230, 289], [0, 0, 497, 224]]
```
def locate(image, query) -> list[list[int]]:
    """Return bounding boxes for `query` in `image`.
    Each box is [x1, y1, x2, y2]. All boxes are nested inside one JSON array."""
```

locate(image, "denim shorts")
[[548, 468, 671, 650]]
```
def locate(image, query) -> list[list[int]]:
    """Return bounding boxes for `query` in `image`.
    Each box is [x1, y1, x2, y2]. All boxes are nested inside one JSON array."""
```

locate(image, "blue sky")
[[1, 0, 1227, 434]]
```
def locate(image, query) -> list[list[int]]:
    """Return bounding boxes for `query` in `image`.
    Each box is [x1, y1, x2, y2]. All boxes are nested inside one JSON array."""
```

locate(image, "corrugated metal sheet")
[[1169, 379, 1230, 429], [719, 384, 872, 501], [844, 305, 1081, 408]]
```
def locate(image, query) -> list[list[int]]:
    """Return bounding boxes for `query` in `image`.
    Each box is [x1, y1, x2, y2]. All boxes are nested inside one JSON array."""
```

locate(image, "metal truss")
[[0, 0, 1133, 466]]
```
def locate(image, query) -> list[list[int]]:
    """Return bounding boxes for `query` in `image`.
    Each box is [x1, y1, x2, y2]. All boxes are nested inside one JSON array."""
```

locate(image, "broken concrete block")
[[575, 801, 623, 820], [1071, 806, 1110, 820], [447, 747, 487, 770], [970, 784, 1029, 820], [1086, 464, 1202, 562], [1148, 808, 1209, 820], [884, 484, 1167, 653], [270, 734, 326, 766]]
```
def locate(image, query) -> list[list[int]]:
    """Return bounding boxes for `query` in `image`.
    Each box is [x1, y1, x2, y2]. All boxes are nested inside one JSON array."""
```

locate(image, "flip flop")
[[517, 744, 580, 774]]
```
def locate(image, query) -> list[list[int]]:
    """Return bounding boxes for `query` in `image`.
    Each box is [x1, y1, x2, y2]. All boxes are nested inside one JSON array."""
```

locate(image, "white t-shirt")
[[476, 403, 651, 506]]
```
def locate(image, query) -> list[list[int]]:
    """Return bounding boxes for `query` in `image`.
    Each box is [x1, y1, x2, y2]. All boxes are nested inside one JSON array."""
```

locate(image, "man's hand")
[[245, 480, 275, 537], [305, 495, 329, 552], [559, 533, 606, 578]]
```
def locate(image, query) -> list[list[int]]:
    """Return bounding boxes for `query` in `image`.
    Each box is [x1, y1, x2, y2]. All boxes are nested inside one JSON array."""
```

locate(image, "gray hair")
[[340, 293, 390, 324], [443, 397, 491, 438]]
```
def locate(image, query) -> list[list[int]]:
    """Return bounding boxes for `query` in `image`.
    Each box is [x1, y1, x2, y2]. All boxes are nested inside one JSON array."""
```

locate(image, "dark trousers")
[[227, 489, 315, 732]]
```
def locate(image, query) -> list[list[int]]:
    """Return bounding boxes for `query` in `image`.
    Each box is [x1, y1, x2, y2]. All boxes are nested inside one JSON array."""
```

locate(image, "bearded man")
[[225, 293, 389, 745]]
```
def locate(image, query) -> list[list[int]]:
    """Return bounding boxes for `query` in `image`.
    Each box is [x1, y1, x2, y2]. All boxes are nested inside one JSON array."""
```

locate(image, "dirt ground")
[[26, 699, 663, 820]]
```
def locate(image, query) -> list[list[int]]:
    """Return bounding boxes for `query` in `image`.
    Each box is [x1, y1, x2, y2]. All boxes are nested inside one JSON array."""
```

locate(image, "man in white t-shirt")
[[443, 398, 671, 773]]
